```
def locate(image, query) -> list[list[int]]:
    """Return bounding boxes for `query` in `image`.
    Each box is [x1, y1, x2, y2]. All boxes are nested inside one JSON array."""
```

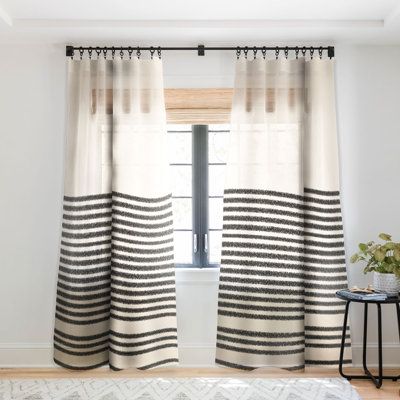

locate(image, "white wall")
[[0, 44, 399, 367]]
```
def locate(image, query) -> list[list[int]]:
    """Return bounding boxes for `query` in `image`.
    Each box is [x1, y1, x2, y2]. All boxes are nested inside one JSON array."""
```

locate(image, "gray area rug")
[[0, 377, 362, 400]]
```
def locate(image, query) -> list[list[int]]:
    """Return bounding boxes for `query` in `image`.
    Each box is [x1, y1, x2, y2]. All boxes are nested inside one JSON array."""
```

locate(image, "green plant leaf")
[[358, 243, 367, 252], [379, 233, 392, 241], [350, 254, 359, 263], [374, 249, 386, 262]]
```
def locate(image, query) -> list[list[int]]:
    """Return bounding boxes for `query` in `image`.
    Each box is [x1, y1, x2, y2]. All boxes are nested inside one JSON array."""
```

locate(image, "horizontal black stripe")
[[57, 274, 110, 285], [63, 203, 111, 212], [112, 217, 172, 230], [222, 233, 344, 248], [63, 211, 112, 221], [306, 359, 352, 365], [111, 295, 176, 305], [137, 358, 179, 370], [110, 328, 177, 339], [222, 224, 343, 239], [218, 301, 304, 313], [218, 310, 304, 320], [111, 303, 176, 314], [53, 358, 108, 370], [60, 247, 111, 258], [217, 334, 304, 347], [306, 342, 350, 348], [217, 326, 304, 339], [113, 208, 173, 221], [56, 305, 109, 318], [54, 328, 109, 342], [111, 269, 174, 281], [306, 334, 350, 340], [224, 197, 341, 214], [111, 286, 176, 297], [54, 335, 109, 349], [220, 267, 347, 281], [306, 325, 350, 332], [111, 278, 175, 288], [109, 335, 177, 348], [113, 191, 172, 203], [55, 313, 109, 325], [56, 289, 110, 301], [111, 260, 174, 272], [62, 229, 112, 240], [221, 258, 346, 272], [304, 188, 340, 196], [59, 265, 110, 276], [60, 256, 111, 267], [219, 284, 304, 296], [217, 342, 304, 355], [112, 226, 173, 238], [109, 342, 177, 356], [215, 358, 254, 371], [112, 200, 171, 213], [222, 242, 345, 257], [112, 235, 173, 247], [112, 243, 174, 255], [57, 281, 110, 292], [54, 343, 109, 356], [110, 312, 176, 321], [223, 215, 343, 231], [223, 206, 343, 223], [64, 193, 112, 202], [61, 239, 111, 248], [56, 297, 110, 310], [219, 275, 347, 289], [112, 252, 174, 264], [219, 292, 303, 304], [62, 220, 110, 231], [305, 308, 346, 314]]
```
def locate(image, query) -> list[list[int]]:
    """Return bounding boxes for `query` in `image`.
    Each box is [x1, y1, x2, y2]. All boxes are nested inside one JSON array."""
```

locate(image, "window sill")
[[175, 267, 220, 284]]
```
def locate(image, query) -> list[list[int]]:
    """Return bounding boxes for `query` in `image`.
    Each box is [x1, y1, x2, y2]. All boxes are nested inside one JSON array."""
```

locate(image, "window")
[[168, 124, 228, 267]]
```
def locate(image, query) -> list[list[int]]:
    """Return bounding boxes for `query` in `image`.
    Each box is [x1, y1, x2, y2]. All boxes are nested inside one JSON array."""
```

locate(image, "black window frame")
[[172, 124, 221, 269]]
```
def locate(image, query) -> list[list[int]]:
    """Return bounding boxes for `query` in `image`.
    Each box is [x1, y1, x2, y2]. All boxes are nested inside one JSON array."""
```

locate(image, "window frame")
[[173, 124, 221, 269]]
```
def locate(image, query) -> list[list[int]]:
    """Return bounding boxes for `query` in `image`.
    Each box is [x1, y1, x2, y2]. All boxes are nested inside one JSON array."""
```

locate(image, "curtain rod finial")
[[328, 46, 335, 59], [66, 45, 74, 57], [198, 44, 205, 56]]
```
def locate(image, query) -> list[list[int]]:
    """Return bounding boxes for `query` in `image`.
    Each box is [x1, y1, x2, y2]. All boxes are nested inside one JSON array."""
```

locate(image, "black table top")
[[336, 291, 400, 304]]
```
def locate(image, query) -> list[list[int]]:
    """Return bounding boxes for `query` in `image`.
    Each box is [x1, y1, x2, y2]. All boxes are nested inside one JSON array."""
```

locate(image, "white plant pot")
[[373, 271, 400, 294]]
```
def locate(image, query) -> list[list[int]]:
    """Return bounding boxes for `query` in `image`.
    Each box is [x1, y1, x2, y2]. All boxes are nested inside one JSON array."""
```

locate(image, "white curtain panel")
[[216, 58, 352, 370], [54, 58, 178, 370]]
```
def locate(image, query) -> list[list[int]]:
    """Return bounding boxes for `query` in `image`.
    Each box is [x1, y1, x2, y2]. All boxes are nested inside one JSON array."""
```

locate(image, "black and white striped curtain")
[[216, 58, 352, 370], [54, 58, 178, 370]]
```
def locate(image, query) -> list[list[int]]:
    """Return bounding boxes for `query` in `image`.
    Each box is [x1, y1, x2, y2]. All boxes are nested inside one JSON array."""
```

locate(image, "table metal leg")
[[339, 301, 350, 379], [362, 303, 368, 374]]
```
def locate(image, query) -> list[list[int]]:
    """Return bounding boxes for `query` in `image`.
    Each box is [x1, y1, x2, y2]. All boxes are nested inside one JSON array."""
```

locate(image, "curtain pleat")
[[54, 58, 179, 370], [215, 58, 352, 370]]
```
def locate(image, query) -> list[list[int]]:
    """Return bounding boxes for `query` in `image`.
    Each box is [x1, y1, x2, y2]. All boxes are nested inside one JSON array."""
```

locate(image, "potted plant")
[[350, 233, 400, 294]]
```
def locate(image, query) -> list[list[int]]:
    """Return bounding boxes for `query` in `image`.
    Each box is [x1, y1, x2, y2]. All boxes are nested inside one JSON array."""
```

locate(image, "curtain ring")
[[310, 47, 315, 60], [318, 46, 323, 59], [262, 46, 266, 59], [102, 48, 107, 59], [119, 49, 124, 59], [253, 46, 257, 59], [243, 46, 248, 59], [284, 46, 289, 59], [157, 47, 162, 59], [236, 47, 241, 60], [295, 46, 299, 59], [301, 46, 306, 57], [111, 47, 115, 60], [128, 47, 133, 59], [275, 47, 279, 60], [88, 48, 93, 60], [136, 47, 141, 59], [95, 47, 101, 59], [79, 47, 84, 60], [150, 47, 155, 59]]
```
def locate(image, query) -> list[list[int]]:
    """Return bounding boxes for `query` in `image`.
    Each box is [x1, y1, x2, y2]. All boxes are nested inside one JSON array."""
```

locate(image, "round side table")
[[336, 291, 400, 388]]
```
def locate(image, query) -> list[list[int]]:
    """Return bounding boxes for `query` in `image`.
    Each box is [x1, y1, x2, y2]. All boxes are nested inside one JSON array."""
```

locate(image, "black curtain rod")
[[66, 44, 335, 59]]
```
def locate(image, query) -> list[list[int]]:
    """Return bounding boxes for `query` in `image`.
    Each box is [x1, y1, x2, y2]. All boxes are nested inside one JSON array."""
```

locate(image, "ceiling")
[[1, 0, 400, 45]]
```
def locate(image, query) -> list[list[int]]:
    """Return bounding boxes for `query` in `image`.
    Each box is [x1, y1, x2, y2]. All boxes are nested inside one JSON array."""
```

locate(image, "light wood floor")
[[0, 367, 399, 400]]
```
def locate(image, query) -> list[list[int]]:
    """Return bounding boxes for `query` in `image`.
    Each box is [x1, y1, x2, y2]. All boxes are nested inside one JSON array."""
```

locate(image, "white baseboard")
[[0, 342, 398, 368]]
